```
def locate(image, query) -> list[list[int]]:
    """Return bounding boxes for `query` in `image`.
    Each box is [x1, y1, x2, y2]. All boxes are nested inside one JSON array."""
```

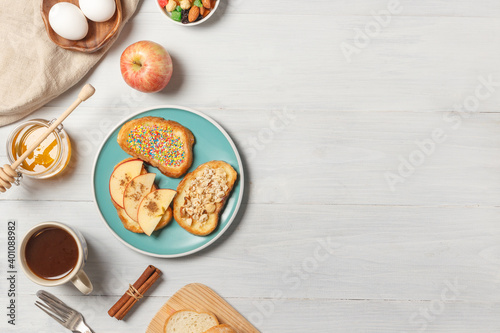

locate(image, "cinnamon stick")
[[115, 269, 161, 320], [108, 265, 155, 317], [108, 265, 161, 319]]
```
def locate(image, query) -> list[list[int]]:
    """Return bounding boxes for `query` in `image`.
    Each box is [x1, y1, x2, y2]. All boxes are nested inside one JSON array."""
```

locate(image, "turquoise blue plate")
[[92, 106, 244, 257]]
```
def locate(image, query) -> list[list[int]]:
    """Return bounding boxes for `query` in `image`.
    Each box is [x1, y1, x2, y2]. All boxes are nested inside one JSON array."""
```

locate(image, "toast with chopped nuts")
[[117, 117, 195, 178], [113, 161, 173, 234], [173, 161, 237, 236]]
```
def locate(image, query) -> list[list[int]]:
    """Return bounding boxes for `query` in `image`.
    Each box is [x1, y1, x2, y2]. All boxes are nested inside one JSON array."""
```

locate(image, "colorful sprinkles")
[[127, 125, 185, 167]]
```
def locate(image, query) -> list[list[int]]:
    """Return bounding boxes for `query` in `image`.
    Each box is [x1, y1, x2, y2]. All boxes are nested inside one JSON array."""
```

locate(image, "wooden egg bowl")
[[41, 0, 122, 53]]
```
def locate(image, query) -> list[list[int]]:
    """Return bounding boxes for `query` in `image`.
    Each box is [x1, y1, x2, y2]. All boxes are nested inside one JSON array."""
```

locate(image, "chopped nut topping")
[[205, 203, 215, 213], [181, 166, 228, 225]]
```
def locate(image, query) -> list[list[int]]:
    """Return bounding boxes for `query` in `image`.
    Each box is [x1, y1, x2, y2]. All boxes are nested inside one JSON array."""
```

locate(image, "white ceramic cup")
[[19, 221, 93, 295]]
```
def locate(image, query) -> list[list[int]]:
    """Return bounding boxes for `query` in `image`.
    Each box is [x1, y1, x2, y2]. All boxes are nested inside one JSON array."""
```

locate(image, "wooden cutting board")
[[146, 283, 260, 333]]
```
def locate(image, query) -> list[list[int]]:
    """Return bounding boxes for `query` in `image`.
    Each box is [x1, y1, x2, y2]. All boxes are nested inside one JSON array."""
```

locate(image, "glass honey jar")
[[7, 119, 72, 179]]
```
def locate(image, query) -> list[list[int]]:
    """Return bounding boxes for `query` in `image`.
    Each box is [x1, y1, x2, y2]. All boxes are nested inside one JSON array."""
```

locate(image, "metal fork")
[[35, 290, 95, 333]]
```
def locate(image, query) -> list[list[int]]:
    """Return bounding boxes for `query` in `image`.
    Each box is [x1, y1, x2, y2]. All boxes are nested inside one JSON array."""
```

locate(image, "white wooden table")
[[2, 1, 500, 332]]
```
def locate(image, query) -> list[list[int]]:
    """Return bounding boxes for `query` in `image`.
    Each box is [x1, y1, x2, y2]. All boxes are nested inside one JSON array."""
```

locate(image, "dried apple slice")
[[137, 189, 176, 236], [109, 159, 143, 208], [123, 173, 156, 222]]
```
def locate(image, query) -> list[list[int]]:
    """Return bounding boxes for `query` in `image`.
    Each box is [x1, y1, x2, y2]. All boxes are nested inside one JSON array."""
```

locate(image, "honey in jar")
[[7, 119, 71, 179]]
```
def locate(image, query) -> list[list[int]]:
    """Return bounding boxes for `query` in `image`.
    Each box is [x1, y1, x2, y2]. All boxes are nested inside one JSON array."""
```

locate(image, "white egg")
[[49, 3, 88, 41], [79, 0, 116, 23]]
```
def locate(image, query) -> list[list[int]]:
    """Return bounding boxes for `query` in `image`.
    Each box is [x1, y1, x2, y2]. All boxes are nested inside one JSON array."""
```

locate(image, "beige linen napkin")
[[0, 0, 140, 126]]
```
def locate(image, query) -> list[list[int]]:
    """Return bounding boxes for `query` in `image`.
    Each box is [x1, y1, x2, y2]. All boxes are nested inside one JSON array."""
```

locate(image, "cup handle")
[[71, 270, 93, 295]]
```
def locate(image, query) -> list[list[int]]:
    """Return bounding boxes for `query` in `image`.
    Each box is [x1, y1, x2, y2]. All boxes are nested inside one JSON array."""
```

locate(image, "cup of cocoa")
[[19, 221, 93, 295]]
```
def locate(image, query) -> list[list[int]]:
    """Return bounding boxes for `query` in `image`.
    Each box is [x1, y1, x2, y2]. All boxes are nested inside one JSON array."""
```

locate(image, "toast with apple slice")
[[137, 189, 176, 236], [113, 162, 173, 234], [173, 161, 237, 236], [117, 117, 195, 178]]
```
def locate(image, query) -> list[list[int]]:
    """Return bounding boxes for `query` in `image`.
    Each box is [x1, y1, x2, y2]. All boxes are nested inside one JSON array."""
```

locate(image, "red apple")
[[120, 41, 173, 93]]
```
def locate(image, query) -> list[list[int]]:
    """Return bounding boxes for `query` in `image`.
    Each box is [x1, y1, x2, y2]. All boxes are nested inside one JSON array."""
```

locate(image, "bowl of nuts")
[[157, 0, 219, 26]]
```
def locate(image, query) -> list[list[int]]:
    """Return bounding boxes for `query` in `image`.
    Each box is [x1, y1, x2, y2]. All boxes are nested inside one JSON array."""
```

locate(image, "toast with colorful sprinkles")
[[117, 117, 195, 178]]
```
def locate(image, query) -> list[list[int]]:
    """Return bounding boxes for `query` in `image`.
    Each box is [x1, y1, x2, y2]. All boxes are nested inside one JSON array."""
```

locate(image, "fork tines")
[[35, 301, 69, 324], [35, 290, 74, 328]]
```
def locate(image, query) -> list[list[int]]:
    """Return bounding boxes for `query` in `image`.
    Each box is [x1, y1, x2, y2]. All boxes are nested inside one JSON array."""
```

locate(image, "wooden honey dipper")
[[0, 84, 95, 193]]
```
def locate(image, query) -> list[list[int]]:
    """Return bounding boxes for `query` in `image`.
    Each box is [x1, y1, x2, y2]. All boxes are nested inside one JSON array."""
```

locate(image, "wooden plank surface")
[[2, 0, 500, 332], [3, 201, 500, 301], [45, 14, 500, 113], [1, 108, 500, 207]]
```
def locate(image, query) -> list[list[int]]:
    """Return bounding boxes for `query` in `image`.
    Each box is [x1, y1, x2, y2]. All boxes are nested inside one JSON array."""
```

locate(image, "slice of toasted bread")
[[164, 310, 218, 333], [173, 161, 237, 236], [117, 117, 195, 178], [203, 324, 237, 333], [113, 163, 172, 234]]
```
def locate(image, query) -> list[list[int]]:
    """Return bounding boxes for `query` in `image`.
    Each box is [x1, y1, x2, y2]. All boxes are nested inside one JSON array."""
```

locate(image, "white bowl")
[[155, 0, 220, 26]]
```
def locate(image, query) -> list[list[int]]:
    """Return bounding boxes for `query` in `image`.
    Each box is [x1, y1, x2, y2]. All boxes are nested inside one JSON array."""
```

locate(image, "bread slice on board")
[[164, 310, 219, 333], [117, 117, 195, 178], [113, 162, 172, 233], [203, 324, 237, 333], [173, 161, 237, 236]]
